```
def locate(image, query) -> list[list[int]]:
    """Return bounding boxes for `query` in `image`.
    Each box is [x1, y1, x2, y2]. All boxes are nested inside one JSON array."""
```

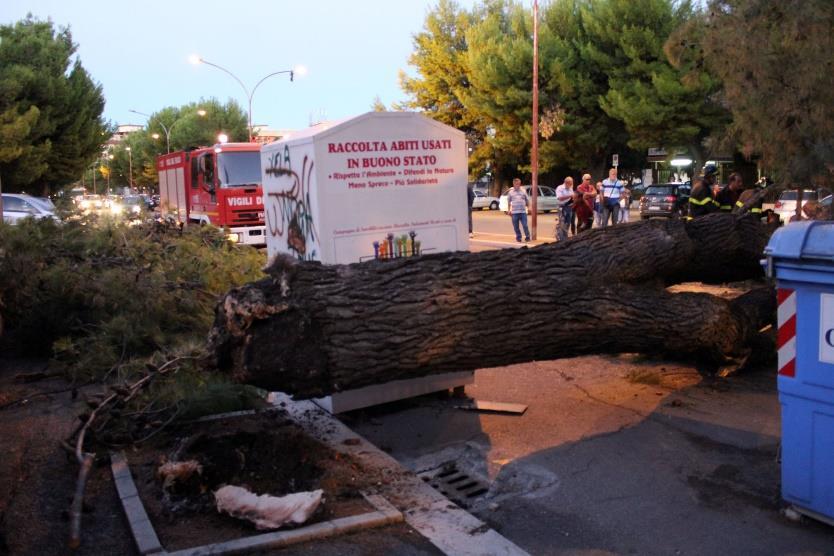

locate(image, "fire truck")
[[157, 142, 265, 245]]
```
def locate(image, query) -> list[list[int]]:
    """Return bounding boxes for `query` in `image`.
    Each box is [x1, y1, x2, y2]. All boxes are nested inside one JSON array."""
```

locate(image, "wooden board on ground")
[[455, 400, 528, 415]]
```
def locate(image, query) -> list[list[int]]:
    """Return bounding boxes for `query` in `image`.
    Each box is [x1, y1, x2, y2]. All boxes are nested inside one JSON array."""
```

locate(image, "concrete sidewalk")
[[341, 356, 834, 555]]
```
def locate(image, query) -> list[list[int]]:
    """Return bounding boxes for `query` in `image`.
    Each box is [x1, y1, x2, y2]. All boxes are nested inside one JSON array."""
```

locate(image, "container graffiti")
[[264, 146, 319, 260]]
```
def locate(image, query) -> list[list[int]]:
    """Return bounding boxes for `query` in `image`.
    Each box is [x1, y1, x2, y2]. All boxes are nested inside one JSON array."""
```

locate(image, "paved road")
[[343, 357, 834, 555], [469, 208, 641, 252]]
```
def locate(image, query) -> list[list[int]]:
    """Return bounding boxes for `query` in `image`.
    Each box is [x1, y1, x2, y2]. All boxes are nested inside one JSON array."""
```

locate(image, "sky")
[[1, 0, 476, 132]]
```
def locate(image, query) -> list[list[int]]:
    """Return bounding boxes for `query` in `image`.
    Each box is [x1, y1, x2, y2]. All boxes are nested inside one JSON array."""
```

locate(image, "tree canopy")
[[592, 0, 728, 169], [682, 0, 834, 187], [0, 15, 108, 194], [401, 0, 725, 183], [107, 99, 249, 191]]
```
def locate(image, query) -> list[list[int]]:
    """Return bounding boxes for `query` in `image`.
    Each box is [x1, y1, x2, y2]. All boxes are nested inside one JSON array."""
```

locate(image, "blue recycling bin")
[[764, 221, 834, 524]]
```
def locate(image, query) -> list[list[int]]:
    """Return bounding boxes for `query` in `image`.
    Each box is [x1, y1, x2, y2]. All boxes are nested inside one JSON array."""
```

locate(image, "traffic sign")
[[612, 154, 619, 168]]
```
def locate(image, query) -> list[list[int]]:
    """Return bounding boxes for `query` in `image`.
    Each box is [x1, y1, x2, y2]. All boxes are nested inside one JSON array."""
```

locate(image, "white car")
[[2, 193, 59, 224], [498, 185, 560, 213], [773, 189, 829, 223], [472, 190, 499, 210], [75, 194, 104, 213]]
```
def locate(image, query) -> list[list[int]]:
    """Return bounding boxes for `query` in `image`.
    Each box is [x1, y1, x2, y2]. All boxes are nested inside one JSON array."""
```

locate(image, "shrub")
[[0, 217, 265, 380]]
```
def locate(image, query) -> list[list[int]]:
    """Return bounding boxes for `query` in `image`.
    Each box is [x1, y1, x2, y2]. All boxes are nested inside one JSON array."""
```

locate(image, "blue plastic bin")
[[764, 221, 834, 523]]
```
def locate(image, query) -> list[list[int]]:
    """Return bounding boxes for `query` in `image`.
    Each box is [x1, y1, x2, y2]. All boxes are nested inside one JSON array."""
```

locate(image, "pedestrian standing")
[[555, 177, 575, 242], [507, 178, 531, 242], [593, 181, 604, 228], [600, 168, 623, 227], [619, 183, 631, 223], [575, 174, 595, 232], [467, 184, 476, 237]]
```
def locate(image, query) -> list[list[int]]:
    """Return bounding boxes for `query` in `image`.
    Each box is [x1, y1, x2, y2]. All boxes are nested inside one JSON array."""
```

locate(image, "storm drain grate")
[[417, 463, 490, 508]]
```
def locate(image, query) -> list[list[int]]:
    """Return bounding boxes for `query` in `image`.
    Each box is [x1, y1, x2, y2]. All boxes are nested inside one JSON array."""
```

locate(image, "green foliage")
[[109, 98, 249, 191], [399, 0, 493, 179], [0, 218, 265, 379], [537, 0, 631, 173], [402, 0, 730, 180], [464, 0, 536, 174], [0, 15, 108, 194], [592, 0, 728, 167], [682, 0, 834, 187]]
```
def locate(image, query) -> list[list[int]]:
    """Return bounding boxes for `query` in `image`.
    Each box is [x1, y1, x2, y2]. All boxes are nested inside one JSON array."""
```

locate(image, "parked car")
[[117, 195, 148, 216], [639, 183, 691, 219], [629, 183, 650, 203], [818, 194, 832, 220], [75, 194, 104, 213], [498, 185, 560, 213], [773, 189, 831, 223], [2, 193, 60, 224], [35, 197, 57, 211], [472, 190, 499, 210]]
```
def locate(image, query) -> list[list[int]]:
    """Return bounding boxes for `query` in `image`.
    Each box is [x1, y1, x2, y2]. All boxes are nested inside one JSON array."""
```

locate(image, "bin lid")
[[765, 221, 834, 262]]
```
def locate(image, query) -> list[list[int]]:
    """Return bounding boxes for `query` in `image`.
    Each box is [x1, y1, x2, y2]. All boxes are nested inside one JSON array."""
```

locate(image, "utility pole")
[[530, 0, 540, 239]]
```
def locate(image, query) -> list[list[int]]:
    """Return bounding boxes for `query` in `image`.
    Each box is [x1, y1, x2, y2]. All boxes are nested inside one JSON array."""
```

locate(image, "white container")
[[260, 112, 468, 264]]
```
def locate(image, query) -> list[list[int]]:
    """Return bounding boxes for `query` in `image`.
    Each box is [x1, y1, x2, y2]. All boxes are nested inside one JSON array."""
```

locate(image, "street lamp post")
[[130, 109, 172, 153], [131, 108, 207, 153], [189, 55, 303, 142], [126, 146, 133, 189], [106, 154, 114, 196]]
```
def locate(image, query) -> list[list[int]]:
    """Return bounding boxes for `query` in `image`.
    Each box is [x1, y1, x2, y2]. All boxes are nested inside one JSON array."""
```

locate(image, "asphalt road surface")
[[469, 207, 641, 252]]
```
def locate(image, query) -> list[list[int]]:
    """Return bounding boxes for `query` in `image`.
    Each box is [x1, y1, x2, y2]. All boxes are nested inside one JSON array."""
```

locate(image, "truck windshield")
[[217, 152, 261, 187]]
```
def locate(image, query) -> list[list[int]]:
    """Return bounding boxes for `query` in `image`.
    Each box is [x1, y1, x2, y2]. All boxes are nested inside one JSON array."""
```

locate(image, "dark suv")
[[639, 183, 691, 219]]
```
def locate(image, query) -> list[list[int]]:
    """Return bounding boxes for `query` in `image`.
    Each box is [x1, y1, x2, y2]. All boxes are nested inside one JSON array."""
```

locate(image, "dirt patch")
[[128, 411, 375, 551]]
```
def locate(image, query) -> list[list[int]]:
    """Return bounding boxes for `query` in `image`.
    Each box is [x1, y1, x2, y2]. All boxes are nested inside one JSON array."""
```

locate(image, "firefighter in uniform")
[[715, 172, 744, 213], [733, 177, 766, 218], [687, 164, 719, 219]]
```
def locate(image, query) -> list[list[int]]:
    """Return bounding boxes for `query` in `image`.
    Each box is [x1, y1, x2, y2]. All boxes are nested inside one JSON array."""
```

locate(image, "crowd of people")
[[500, 162, 830, 243], [504, 168, 635, 242]]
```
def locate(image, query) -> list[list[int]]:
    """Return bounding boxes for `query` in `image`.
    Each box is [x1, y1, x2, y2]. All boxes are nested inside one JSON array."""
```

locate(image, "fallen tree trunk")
[[207, 213, 775, 398]]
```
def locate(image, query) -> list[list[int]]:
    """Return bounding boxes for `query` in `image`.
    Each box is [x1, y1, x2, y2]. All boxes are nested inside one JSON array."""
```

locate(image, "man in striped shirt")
[[600, 168, 622, 227], [507, 178, 531, 242]]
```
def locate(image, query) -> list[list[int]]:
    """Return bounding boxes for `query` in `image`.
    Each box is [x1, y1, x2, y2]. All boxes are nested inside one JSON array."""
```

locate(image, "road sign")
[[612, 154, 619, 168]]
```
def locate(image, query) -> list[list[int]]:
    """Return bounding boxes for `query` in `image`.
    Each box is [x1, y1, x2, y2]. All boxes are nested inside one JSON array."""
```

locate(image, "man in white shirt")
[[555, 176, 575, 241], [600, 167, 622, 227], [506, 178, 530, 242]]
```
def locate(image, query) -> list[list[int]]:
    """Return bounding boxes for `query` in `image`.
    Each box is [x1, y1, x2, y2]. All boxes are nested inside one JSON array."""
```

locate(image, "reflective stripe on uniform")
[[719, 205, 732, 211], [736, 200, 762, 213], [689, 196, 713, 206]]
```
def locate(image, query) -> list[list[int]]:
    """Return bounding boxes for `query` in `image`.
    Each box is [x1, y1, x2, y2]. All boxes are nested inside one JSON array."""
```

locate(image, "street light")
[[129, 109, 206, 154], [125, 146, 133, 189], [189, 54, 305, 141], [106, 154, 114, 196]]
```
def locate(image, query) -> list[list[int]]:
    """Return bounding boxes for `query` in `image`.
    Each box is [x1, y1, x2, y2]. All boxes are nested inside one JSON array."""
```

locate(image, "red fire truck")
[[157, 142, 265, 245]]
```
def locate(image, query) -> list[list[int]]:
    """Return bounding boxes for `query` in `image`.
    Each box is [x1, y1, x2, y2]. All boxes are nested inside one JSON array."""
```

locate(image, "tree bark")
[[207, 213, 775, 398]]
